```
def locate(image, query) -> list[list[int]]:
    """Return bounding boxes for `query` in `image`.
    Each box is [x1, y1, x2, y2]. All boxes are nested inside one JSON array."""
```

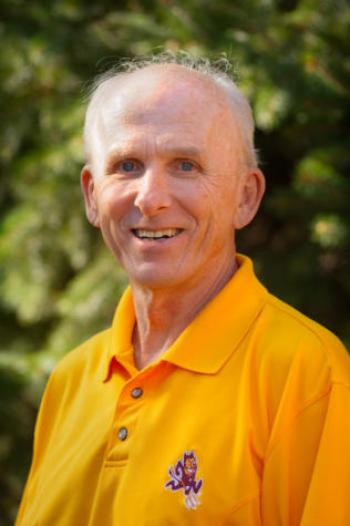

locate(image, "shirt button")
[[131, 387, 143, 399], [118, 427, 128, 441]]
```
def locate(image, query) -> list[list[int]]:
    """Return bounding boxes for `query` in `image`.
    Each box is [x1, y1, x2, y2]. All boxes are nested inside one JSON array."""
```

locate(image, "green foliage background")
[[1, 0, 349, 523]]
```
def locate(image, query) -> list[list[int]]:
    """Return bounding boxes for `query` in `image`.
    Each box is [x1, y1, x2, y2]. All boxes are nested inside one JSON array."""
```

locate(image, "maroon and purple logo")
[[165, 450, 203, 510]]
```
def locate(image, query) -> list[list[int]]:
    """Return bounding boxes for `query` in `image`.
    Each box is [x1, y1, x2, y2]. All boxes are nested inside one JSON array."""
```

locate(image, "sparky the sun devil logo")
[[165, 450, 203, 510]]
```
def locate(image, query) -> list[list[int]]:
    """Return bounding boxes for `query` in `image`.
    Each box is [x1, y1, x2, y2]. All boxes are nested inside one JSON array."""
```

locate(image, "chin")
[[127, 265, 185, 291], [130, 273, 179, 290]]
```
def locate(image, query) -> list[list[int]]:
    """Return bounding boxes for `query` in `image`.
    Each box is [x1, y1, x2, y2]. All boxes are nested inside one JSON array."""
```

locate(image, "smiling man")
[[16, 54, 350, 525]]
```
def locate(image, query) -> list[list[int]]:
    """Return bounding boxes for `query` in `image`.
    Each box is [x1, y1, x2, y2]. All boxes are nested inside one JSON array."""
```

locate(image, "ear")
[[80, 165, 100, 228], [234, 168, 265, 229]]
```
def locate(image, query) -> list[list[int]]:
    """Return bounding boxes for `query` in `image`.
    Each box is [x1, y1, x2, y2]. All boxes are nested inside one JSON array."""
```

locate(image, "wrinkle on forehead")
[[87, 65, 244, 172], [103, 67, 228, 122]]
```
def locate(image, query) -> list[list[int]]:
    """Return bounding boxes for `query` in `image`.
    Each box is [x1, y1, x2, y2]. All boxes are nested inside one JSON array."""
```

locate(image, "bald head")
[[83, 60, 257, 173]]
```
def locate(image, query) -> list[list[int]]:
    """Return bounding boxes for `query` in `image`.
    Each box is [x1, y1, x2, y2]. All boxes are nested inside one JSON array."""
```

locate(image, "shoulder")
[[256, 292, 350, 388], [48, 328, 112, 392], [29, 328, 113, 464], [244, 291, 350, 452]]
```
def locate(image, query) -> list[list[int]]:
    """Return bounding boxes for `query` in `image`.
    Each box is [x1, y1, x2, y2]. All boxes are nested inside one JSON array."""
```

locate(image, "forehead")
[[103, 68, 227, 125], [89, 66, 241, 161]]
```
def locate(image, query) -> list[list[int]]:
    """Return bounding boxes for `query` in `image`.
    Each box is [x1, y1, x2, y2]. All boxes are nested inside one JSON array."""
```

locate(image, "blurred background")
[[0, 0, 349, 523]]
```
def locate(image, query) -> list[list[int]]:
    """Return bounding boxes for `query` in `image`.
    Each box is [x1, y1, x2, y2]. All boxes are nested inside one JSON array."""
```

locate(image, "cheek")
[[97, 182, 132, 221], [95, 192, 126, 251], [197, 170, 239, 207], [205, 190, 238, 232], [214, 180, 240, 226]]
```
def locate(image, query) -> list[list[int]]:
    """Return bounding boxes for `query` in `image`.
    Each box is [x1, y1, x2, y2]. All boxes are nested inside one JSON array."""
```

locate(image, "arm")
[[262, 382, 350, 525], [15, 370, 59, 525]]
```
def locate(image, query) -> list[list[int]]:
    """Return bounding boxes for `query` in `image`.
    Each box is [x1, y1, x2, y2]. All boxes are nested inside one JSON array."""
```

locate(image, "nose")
[[134, 166, 172, 216]]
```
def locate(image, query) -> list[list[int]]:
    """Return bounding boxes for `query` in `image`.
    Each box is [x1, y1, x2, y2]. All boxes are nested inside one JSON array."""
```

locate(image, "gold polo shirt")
[[16, 255, 350, 525]]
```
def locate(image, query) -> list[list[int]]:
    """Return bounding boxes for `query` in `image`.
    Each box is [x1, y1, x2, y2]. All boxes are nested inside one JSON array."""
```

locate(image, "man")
[[16, 54, 350, 525]]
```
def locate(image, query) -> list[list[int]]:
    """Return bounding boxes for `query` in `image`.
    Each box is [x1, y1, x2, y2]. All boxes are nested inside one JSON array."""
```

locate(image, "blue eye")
[[180, 161, 194, 171], [121, 160, 137, 172]]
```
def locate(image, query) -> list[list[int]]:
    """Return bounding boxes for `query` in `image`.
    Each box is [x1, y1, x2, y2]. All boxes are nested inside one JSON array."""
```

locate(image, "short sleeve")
[[15, 370, 59, 525], [262, 383, 350, 525]]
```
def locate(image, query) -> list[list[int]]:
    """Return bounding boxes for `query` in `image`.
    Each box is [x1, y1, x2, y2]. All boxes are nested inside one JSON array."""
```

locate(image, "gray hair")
[[83, 51, 258, 168]]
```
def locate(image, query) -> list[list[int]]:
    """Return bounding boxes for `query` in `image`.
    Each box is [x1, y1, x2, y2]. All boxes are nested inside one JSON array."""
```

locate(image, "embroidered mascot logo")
[[165, 450, 203, 510]]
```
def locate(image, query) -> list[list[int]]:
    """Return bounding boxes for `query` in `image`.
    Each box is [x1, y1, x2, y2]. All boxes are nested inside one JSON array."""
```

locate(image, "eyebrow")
[[105, 145, 202, 161], [160, 146, 202, 158]]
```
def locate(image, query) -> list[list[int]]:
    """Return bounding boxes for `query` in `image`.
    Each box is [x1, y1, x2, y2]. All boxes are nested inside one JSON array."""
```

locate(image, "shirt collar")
[[104, 254, 268, 380]]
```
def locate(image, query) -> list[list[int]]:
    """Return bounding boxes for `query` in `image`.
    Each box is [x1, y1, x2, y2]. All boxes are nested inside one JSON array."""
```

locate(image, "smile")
[[132, 228, 183, 240]]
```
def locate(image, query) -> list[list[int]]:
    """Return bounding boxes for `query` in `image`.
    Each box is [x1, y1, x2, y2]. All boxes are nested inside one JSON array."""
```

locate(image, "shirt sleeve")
[[261, 382, 350, 525], [15, 370, 58, 525]]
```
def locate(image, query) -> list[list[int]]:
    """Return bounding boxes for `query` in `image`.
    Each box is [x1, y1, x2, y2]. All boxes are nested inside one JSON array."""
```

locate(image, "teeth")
[[134, 228, 181, 239]]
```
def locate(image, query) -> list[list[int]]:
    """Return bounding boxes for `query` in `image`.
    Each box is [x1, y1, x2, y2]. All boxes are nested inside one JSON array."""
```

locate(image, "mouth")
[[132, 228, 183, 240]]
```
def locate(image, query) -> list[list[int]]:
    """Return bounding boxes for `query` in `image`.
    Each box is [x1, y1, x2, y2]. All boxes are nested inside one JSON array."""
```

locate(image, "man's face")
[[82, 67, 263, 291]]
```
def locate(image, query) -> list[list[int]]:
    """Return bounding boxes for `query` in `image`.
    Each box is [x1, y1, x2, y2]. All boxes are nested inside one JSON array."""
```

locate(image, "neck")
[[131, 255, 238, 369]]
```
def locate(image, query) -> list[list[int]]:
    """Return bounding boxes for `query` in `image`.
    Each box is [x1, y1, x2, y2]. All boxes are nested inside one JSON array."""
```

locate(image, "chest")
[[26, 366, 265, 525]]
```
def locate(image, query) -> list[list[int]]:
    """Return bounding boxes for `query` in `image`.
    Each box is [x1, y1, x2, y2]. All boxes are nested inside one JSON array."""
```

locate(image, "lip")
[[130, 228, 185, 248], [131, 228, 184, 239]]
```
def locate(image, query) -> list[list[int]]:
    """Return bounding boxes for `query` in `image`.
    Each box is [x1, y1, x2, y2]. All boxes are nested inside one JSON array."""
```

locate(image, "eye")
[[179, 160, 195, 172], [106, 158, 142, 176], [172, 159, 200, 176], [120, 160, 140, 173]]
